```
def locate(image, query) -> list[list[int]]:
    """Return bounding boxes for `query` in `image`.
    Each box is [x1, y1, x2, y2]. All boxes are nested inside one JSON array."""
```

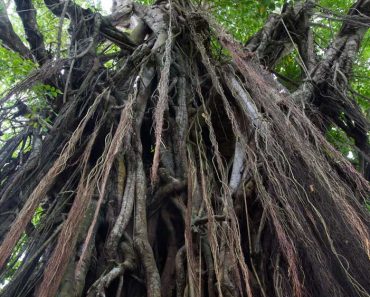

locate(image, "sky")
[[97, 0, 113, 12]]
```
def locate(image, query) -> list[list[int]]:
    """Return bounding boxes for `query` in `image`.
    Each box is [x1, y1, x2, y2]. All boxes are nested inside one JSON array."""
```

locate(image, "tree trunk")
[[0, 1, 369, 297]]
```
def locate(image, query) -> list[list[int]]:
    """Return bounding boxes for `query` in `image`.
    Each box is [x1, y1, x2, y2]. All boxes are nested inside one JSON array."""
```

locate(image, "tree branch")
[[44, 0, 137, 51], [14, 0, 49, 65], [245, 0, 316, 70], [0, 0, 31, 59], [293, 0, 370, 179]]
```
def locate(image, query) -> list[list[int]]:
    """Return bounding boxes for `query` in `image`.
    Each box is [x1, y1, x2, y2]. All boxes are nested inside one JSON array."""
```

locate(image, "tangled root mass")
[[0, 1, 369, 297]]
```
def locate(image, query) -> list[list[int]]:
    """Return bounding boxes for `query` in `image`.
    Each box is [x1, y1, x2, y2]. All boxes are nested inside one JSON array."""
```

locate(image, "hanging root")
[[0, 2, 369, 297], [0, 89, 107, 270], [151, 5, 174, 184]]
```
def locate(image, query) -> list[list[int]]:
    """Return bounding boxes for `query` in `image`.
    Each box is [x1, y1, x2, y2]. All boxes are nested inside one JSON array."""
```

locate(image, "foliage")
[[0, 47, 35, 94], [1, 234, 27, 284]]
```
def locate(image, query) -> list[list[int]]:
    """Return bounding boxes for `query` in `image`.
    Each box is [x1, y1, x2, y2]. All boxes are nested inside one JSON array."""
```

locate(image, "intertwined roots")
[[0, 2, 369, 297]]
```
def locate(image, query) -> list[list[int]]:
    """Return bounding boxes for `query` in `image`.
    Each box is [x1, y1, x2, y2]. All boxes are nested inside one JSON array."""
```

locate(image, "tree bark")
[[0, 1, 369, 297]]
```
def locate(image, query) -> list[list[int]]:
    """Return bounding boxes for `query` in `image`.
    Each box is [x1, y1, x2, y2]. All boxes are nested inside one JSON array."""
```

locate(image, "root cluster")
[[0, 1, 369, 297]]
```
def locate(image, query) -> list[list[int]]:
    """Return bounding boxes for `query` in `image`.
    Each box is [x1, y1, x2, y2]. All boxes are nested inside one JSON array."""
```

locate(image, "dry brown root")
[[0, 1, 369, 297]]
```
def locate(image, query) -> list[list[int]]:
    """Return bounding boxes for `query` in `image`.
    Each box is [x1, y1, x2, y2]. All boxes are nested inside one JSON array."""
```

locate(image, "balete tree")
[[0, 0, 369, 297]]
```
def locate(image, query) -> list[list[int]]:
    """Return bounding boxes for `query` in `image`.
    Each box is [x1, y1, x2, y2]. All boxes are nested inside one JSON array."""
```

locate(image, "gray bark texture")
[[0, 1, 369, 297]]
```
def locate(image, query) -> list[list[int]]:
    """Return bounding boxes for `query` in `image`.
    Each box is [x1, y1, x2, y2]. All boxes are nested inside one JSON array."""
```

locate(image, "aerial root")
[[152, 9, 174, 184], [87, 241, 136, 297], [0, 89, 107, 271]]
